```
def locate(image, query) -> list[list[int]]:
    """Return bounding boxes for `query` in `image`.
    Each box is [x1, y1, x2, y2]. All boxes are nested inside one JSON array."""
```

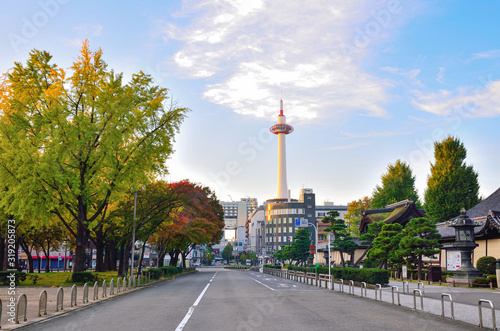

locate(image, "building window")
[[278, 218, 281, 224]]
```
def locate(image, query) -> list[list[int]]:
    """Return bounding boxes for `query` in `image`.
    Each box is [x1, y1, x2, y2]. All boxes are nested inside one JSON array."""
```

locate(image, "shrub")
[[486, 275, 497, 287], [472, 277, 489, 286], [28, 274, 40, 285], [0, 271, 26, 285], [71, 272, 96, 284], [476, 256, 496, 276], [263, 264, 281, 269]]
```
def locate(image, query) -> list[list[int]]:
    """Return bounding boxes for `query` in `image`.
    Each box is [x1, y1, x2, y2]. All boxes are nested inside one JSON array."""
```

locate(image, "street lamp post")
[[131, 190, 137, 277], [308, 223, 318, 273], [327, 233, 333, 290]]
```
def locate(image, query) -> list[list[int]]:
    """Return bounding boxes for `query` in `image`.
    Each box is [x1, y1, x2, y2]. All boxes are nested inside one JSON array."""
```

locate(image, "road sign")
[[310, 245, 316, 255], [295, 218, 308, 228]]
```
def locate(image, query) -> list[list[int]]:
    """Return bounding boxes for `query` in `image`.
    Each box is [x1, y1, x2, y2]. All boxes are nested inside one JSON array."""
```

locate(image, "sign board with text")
[[295, 218, 308, 228]]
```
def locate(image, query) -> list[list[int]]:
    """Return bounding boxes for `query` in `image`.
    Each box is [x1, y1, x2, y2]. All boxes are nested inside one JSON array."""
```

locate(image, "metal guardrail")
[[360, 282, 367, 298], [478, 299, 497, 330], [70, 284, 77, 307], [15, 293, 27, 324], [402, 281, 409, 294], [38, 290, 47, 317], [413, 289, 423, 311], [391, 286, 400, 306], [374, 284, 382, 301], [348, 280, 355, 295], [440, 293, 454, 320], [56, 287, 64, 312]]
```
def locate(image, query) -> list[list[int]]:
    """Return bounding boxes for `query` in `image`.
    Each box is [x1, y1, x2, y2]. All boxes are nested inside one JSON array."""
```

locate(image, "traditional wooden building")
[[437, 187, 500, 270], [359, 199, 426, 234]]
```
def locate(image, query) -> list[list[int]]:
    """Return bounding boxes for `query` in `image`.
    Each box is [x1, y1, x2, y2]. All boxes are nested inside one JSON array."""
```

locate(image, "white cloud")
[[381, 66, 423, 86], [436, 67, 445, 83], [471, 50, 500, 60], [75, 24, 103, 37], [162, 0, 413, 121], [340, 130, 410, 139], [322, 142, 368, 151], [412, 80, 500, 118]]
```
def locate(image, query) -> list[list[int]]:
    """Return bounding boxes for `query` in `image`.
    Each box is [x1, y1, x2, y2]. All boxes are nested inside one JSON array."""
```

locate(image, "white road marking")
[[247, 276, 275, 291], [175, 272, 217, 331]]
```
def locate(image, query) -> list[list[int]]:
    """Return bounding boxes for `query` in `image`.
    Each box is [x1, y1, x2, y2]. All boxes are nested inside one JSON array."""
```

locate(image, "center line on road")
[[247, 275, 275, 291], [175, 271, 217, 331]]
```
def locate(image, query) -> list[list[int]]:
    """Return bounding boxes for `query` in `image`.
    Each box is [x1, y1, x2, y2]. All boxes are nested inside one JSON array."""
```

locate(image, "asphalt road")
[[19, 268, 476, 331]]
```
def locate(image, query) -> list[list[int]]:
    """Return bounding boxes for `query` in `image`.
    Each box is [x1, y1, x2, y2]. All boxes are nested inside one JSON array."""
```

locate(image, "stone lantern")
[[445, 209, 483, 286]]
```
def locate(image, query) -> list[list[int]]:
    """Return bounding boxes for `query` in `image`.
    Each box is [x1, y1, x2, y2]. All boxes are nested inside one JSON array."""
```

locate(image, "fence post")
[[71, 284, 77, 307], [56, 287, 64, 312], [413, 289, 424, 311], [440, 293, 454, 320], [15, 293, 28, 324], [478, 299, 496, 330], [38, 290, 48, 317]]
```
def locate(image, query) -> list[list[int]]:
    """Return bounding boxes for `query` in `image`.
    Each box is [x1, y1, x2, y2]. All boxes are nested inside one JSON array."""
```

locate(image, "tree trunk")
[[73, 220, 89, 272], [104, 241, 117, 271], [138, 242, 147, 274], [94, 242, 105, 272], [43, 249, 50, 273], [118, 241, 126, 276], [339, 251, 345, 268]]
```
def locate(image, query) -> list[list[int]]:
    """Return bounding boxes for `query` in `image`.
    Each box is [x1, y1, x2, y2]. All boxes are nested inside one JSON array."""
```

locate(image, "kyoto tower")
[[270, 99, 294, 199]]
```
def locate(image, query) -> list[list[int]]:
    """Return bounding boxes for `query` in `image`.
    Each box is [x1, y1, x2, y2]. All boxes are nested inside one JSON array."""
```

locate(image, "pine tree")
[[371, 160, 421, 209], [367, 223, 403, 269], [399, 217, 441, 280], [290, 229, 311, 266], [424, 136, 481, 223], [323, 211, 358, 267]]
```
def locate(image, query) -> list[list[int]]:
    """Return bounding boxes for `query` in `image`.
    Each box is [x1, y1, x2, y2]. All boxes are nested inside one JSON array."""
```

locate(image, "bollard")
[[83, 283, 89, 303], [110, 278, 115, 295], [38, 290, 48, 317], [360, 282, 367, 298], [56, 287, 64, 312], [413, 289, 423, 311], [402, 280, 409, 294], [391, 286, 400, 306], [93, 281, 99, 300], [339, 279, 344, 293], [71, 284, 77, 307], [440, 293, 454, 320], [417, 282, 425, 295], [375, 284, 382, 301], [102, 280, 107, 298], [15, 293, 28, 324], [349, 280, 354, 295], [478, 299, 496, 330]]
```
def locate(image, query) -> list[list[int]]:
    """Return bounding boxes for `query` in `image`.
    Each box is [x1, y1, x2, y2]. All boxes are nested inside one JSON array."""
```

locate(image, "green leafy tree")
[[424, 136, 481, 223], [345, 196, 371, 236], [222, 243, 233, 263], [354, 221, 384, 267], [323, 211, 358, 267], [290, 229, 311, 266], [476, 256, 496, 275], [273, 245, 292, 265], [367, 223, 403, 269], [399, 217, 442, 280], [371, 160, 421, 209], [0, 42, 187, 271]]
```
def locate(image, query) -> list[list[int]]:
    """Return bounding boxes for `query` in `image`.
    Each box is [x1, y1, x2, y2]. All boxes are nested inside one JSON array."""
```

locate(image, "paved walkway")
[[0, 278, 145, 330]]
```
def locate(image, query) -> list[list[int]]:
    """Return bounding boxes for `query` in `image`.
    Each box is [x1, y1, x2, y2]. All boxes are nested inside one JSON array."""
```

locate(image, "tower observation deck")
[[270, 100, 294, 200]]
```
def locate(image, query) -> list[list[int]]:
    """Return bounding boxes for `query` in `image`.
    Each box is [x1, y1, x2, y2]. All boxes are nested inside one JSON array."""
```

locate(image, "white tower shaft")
[[277, 117, 288, 199]]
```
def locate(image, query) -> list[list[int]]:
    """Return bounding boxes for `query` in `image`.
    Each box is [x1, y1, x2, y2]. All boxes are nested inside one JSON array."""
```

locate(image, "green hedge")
[[285, 266, 389, 285], [0, 271, 26, 286], [145, 266, 184, 280], [71, 272, 97, 284], [263, 264, 281, 269]]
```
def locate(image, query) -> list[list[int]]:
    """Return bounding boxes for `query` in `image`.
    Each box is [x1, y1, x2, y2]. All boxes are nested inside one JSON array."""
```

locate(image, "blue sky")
[[1, 0, 499, 206]]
